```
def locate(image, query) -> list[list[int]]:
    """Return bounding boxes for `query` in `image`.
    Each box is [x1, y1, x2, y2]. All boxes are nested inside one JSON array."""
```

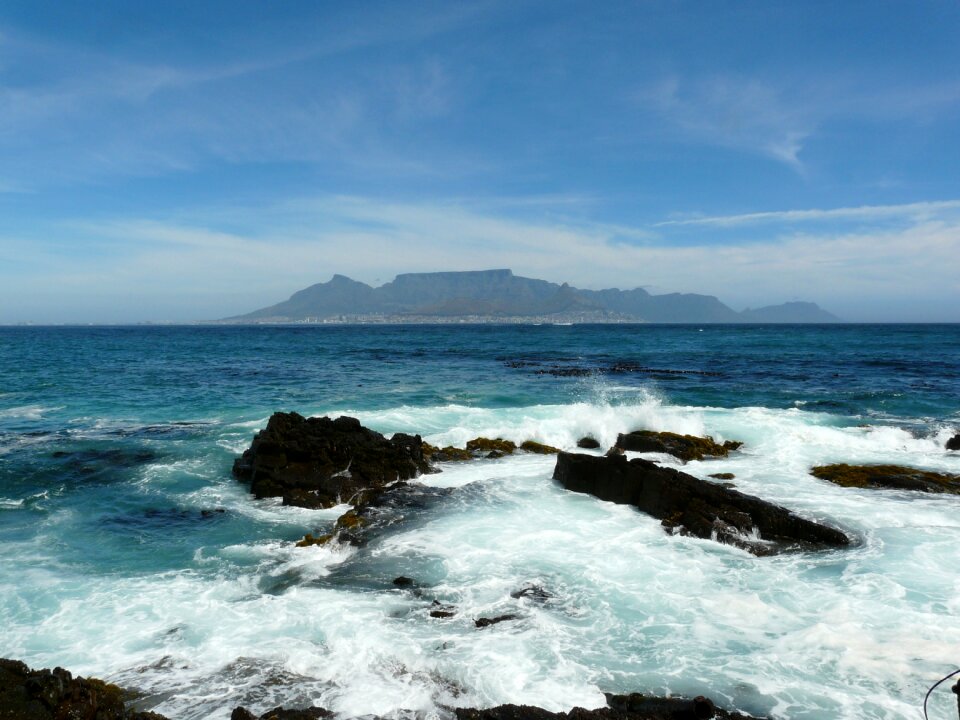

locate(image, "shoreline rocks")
[[811, 463, 960, 494], [233, 413, 431, 509], [615, 431, 742, 462], [553, 452, 850, 555], [946, 433, 960, 451]]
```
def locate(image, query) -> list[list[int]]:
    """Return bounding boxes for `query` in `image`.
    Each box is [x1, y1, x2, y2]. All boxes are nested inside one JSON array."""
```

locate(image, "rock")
[[392, 576, 415, 587], [0, 658, 168, 720], [455, 692, 764, 720], [233, 413, 432, 509], [947, 433, 960, 451], [232, 708, 331, 720], [295, 533, 332, 548], [553, 452, 850, 556], [811, 464, 960, 494], [423, 443, 473, 462], [430, 610, 456, 619], [520, 440, 561, 454], [709, 473, 735, 480], [466, 437, 517, 455], [615, 431, 742, 462], [475, 614, 518, 628], [510, 585, 552, 602], [577, 437, 601, 449]]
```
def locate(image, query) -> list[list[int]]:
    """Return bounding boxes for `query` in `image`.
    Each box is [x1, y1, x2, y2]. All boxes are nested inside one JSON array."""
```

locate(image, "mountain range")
[[226, 269, 839, 324]]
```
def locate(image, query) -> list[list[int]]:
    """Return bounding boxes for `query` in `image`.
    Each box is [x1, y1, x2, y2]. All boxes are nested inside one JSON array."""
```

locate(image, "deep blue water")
[[1, 324, 959, 720]]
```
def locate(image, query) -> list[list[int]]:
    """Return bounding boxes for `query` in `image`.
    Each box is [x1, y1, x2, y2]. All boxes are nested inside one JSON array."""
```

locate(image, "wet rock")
[[392, 576, 415, 588], [231, 707, 331, 720], [520, 440, 561, 454], [577, 437, 601, 449], [467, 438, 517, 455], [329, 481, 453, 546], [811, 464, 960, 494], [947, 433, 960, 451], [475, 614, 518, 628], [430, 601, 457, 619], [709, 473, 736, 480], [455, 692, 763, 720], [0, 658, 168, 720], [510, 585, 552, 602], [423, 443, 474, 462], [553, 452, 850, 556], [295, 533, 332, 548], [233, 413, 432, 509], [616, 431, 742, 462]]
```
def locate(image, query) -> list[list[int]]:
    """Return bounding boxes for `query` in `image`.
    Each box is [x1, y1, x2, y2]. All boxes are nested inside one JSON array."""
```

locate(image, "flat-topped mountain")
[[226, 269, 839, 324]]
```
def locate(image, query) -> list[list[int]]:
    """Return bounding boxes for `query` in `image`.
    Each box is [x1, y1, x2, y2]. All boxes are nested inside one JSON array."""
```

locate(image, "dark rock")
[[616, 431, 742, 462], [430, 610, 456, 619], [520, 440, 561, 455], [329, 481, 453, 546], [577, 437, 601, 449], [455, 692, 764, 720], [0, 657, 169, 720], [467, 438, 517, 455], [392, 576, 415, 588], [510, 586, 552, 602], [423, 443, 473, 462], [475, 614, 518, 628], [947, 433, 960, 451], [232, 707, 331, 720], [233, 413, 432, 509], [709, 473, 735, 480], [811, 464, 960, 494], [553, 452, 850, 555]]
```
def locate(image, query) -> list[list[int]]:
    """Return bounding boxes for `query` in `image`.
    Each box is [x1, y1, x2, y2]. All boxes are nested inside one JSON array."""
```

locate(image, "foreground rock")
[[947, 433, 960, 451], [615, 431, 742, 462], [232, 707, 331, 720], [456, 692, 765, 720], [554, 452, 850, 555], [233, 413, 431, 509], [0, 658, 167, 720], [811, 463, 960, 494]]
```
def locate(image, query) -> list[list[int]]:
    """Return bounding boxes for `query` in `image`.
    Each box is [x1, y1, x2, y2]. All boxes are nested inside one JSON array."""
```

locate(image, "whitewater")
[[1, 324, 958, 720]]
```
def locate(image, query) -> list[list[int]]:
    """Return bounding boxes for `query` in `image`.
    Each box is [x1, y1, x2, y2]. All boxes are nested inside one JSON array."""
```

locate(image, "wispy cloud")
[[655, 199, 960, 227]]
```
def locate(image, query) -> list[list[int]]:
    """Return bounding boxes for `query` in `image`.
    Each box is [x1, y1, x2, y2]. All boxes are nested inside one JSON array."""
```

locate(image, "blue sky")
[[1, 0, 959, 322]]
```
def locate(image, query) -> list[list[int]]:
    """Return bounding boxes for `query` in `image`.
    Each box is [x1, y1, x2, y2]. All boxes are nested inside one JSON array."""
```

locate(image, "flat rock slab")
[[554, 452, 850, 555], [811, 463, 960, 494], [233, 413, 431, 509], [615, 431, 742, 462]]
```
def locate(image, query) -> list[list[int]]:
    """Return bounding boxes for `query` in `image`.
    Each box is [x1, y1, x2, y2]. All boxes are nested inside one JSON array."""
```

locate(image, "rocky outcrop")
[[231, 707, 331, 720], [424, 437, 559, 461], [811, 464, 960, 494], [456, 692, 764, 720], [0, 658, 167, 720], [947, 433, 960, 451], [615, 431, 742, 462], [553, 452, 850, 555], [233, 413, 432, 509], [520, 440, 561, 454]]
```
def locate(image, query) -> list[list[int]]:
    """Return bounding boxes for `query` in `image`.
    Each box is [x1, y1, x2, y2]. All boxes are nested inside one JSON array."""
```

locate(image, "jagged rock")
[[811, 464, 960, 494], [947, 433, 960, 451], [520, 440, 561, 454], [231, 707, 331, 720], [233, 413, 432, 509], [455, 692, 765, 720], [577, 437, 601, 449], [510, 586, 552, 602], [616, 431, 742, 462], [475, 614, 518, 629], [423, 443, 474, 462], [553, 452, 850, 556], [0, 658, 168, 720]]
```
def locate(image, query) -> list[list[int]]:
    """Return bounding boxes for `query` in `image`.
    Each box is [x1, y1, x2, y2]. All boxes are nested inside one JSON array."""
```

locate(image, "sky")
[[1, 0, 959, 323]]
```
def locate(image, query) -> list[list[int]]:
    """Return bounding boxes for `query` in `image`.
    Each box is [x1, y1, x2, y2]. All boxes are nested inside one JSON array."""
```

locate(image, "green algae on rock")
[[615, 430, 742, 461], [520, 440, 561, 454], [811, 463, 960, 494]]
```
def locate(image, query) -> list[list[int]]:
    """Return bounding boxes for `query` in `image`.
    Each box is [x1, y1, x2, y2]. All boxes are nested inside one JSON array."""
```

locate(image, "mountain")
[[225, 269, 840, 323]]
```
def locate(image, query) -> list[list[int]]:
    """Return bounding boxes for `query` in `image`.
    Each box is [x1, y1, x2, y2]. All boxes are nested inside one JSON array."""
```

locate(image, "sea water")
[[0, 324, 958, 720]]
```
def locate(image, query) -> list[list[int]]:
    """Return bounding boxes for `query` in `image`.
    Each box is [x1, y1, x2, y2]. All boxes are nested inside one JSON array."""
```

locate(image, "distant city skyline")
[[1, 1, 959, 323]]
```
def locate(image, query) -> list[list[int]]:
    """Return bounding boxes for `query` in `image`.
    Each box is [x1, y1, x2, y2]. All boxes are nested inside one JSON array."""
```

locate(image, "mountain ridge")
[[226, 269, 840, 324]]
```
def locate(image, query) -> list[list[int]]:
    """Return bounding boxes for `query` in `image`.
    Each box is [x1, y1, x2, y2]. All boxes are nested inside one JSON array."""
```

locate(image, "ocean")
[[1, 324, 958, 720]]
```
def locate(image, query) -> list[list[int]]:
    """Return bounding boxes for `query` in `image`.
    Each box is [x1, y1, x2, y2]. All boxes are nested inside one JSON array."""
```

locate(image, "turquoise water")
[[1, 325, 959, 719]]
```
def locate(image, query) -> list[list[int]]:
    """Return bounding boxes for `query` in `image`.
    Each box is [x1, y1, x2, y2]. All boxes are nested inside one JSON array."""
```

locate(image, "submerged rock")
[[475, 614, 518, 628], [577, 437, 601, 449], [0, 658, 168, 720], [553, 452, 850, 555], [233, 413, 432, 509], [947, 433, 960, 451], [811, 463, 960, 494], [615, 431, 742, 462]]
